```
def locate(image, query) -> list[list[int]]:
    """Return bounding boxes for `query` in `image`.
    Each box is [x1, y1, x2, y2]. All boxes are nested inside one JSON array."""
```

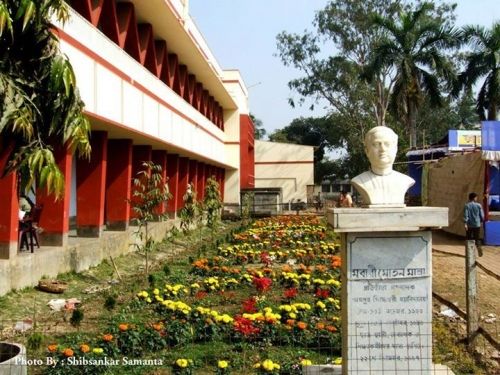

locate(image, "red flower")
[[195, 291, 208, 299], [260, 252, 272, 267], [234, 316, 260, 336], [315, 289, 330, 299], [252, 277, 272, 293], [242, 297, 258, 313], [283, 287, 298, 300]]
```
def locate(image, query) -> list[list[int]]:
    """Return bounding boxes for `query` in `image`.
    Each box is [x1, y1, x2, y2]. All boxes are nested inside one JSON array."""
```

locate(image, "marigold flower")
[[152, 323, 164, 331], [175, 358, 189, 368], [102, 333, 113, 342], [47, 344, 58, 353], [93, 348, 104, 354], [218, 360, 229, 369], [62, 348, 74, 357], [118, 323, 128, 332], [286, 319, 295, 326], [297, 321, 307, 330], [316, 322, 325, 330], [79, 344, 90, 353], [301, 359, 313, 366], [326, 325, 337, 332]]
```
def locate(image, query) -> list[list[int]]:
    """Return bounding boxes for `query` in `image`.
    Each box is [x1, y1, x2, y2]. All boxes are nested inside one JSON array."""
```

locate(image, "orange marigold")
[[316, 323, 325, 330], [47, 344, 58, 353], [152, 323, 164, 331], [297, 321, 308, 330], [331, 256, 342, 268], [62, 348, 74, 357], [102, 334, 114, 342], [286, 319, 295, 326], [79, 344, 90, 353], [326, 325, 337, 332], [118, 323, 129, 332]]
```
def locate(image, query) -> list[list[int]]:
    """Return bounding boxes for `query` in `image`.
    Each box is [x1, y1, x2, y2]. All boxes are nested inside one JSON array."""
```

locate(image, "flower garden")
[[42, 216, 343, 374]]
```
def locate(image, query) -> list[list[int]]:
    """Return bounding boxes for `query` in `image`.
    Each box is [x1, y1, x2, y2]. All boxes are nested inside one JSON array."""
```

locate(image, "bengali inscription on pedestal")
[[345, 233, 432, 374]]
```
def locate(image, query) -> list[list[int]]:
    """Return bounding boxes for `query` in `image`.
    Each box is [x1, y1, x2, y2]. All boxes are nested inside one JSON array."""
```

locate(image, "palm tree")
[[457, 22, 500, 121], [0, 0, 91, 197], [366, 3, 460, 148]]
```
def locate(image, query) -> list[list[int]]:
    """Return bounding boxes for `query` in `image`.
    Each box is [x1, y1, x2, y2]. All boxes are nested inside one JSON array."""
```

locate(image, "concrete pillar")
[[130, 145, 152, 220], [0, 137, 18, 259], [219, 167, 226, 202], [166, 154, 179, 216], [37, 143, 72, 247], [106, 139, 132, 231], [76, 131, 108, 237], [152, 150, 167, 215], [177, 157, 190, 211]]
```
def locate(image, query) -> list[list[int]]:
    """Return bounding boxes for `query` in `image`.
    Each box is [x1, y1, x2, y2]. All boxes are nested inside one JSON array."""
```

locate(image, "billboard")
[[448, 129, 481, 151]]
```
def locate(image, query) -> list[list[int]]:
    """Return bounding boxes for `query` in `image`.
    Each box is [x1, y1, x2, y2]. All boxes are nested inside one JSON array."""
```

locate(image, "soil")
[[432, 251, 500, 374]]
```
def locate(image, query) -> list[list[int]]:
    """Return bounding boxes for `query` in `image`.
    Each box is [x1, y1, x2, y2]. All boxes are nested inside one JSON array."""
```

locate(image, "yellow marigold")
[[301, 359, 312, 366], [79, 344, 90, 353], [62, 348, 74, 357], [175, 358, 189, 368], [218, 360, 229, 369], [93, 348, 104, 354]]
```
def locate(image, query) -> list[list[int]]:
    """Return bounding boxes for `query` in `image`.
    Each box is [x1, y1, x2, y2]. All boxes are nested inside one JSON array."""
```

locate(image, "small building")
[[254, 140, 314, 204]]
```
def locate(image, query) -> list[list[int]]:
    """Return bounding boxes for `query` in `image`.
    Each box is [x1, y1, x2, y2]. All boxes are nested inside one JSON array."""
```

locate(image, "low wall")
[[0, 220, 178, 296]]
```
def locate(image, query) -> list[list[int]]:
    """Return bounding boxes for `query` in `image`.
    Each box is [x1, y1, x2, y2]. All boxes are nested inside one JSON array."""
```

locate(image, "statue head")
[[364, 126, 398, 173]]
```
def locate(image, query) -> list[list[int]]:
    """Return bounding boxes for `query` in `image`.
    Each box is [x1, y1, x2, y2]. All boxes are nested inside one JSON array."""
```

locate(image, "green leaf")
[[22, 1, 36, 31], [0, 3, 13, 37]]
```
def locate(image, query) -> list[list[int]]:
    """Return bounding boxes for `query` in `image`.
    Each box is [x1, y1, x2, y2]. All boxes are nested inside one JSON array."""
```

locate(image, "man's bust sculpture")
[[351, 126, 415, 207]]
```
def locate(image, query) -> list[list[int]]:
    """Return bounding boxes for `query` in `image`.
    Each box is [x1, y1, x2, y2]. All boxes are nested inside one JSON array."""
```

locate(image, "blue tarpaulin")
[[482, 121, 500, 158]]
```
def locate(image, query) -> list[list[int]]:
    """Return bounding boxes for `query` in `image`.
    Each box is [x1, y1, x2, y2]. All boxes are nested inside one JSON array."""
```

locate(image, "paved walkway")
[[432, 230, 500, 280]]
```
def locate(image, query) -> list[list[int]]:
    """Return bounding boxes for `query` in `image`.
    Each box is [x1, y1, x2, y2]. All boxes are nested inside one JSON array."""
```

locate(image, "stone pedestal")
[[327, 207, 448, 375]]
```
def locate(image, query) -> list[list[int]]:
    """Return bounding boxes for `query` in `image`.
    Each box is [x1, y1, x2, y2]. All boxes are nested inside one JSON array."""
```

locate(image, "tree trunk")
[[487, 102, 497, 120], [408, 100, 417, 149]]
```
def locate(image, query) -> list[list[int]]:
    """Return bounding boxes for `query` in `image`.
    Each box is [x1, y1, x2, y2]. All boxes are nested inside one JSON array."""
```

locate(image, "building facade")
[[0, 0, 254, 294], [254, 140, 314, 203]]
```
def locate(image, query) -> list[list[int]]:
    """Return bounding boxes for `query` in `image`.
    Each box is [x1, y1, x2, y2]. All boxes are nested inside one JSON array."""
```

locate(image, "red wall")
[[239, 114, 255, 189]]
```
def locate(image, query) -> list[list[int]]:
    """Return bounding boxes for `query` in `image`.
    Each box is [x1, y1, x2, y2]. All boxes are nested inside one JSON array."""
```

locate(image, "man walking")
[[464, 192, 485, 256]]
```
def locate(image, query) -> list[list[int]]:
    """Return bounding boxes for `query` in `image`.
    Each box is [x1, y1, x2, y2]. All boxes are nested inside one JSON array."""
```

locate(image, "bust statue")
[[351, 126, 415, 207]]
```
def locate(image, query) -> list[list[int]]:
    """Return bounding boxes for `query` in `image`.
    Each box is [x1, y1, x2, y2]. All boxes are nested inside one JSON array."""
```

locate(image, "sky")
[[189, 1, 500, 137]]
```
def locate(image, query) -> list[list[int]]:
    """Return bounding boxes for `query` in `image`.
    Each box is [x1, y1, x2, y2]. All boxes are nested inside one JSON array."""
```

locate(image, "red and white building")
[[0, 0, 255, 294]]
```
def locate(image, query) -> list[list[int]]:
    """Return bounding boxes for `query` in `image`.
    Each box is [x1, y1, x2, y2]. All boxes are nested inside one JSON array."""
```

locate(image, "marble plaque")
[[344, 232, 432, 374]]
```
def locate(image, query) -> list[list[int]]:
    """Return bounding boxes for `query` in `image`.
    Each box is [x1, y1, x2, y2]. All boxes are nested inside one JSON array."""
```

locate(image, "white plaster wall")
[[255, 164, 313, 203], [255, 140, 314, 162], [254, 140, 314, 203], [224, 169, 240, 204], [58, 10, 227, 165]]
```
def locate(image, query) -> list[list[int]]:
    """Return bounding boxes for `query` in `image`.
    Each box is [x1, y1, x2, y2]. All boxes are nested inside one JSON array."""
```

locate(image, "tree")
[[203, 176, 222, 230], [276, 0, 405, 132], [131, 161, 172, 274], [456, 22, 500, 120], [250, 113, 266, 140], [0, 0, 91, 197], [366, 2, 460, 148]]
